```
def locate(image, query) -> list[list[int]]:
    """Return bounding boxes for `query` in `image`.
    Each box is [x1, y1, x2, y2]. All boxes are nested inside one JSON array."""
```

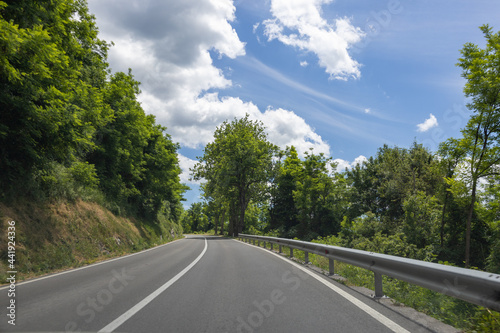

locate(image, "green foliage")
[[181, 202, 209, 233], [269, 147, 300, 235], [469, 308, 500, 332], [345, 142, 442, 226], [193, 115, 277, 236], [0, 0, 185, 232], [269, 146, 347, 240], [402, 192, 441, 248], [0, 0, 111, 189], [243, 201, 269, 234], [447, 24, 500, 267]]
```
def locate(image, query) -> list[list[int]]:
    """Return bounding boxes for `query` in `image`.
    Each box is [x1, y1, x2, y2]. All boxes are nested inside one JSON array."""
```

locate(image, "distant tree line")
[[0, 0, 186, 226], [187, 25, 500, 273]]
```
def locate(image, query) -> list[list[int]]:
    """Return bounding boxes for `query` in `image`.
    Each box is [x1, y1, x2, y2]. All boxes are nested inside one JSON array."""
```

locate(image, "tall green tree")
[[293, 151, 343, 240], [269, 147, 348, 240], [87, 71, 185, 219], [345, 143, 441, 228], [193, 115, 277, 236], [480, 176, 500, 273], [269, 146, 301, 235], [447, 25, 500, 267]]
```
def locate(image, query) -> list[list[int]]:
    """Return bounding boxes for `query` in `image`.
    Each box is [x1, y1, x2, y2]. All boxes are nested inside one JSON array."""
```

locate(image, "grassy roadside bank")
[[0, 200, 183, 283]]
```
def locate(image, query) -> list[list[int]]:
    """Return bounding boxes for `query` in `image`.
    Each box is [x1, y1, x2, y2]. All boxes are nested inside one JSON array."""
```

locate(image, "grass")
[[0, 199, 183, 283]]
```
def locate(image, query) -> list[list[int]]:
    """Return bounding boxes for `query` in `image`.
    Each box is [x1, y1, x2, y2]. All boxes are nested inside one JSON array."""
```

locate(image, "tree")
[[437, 139, 466, 248], [193, 115, 277, 237], [449, 25, 500, 267], [269, 146, 301, 235], [269, 147, 348, 240], [0, 0, 111, 192], [293, 151, 342, 240], [202, 194, 226, 235], [182, 202, 208, 233], [480, 176, 500, 273], [345, 143, 441, 229]]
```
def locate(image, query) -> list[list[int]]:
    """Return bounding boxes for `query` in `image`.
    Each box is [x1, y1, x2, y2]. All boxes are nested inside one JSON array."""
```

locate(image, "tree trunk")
[[235, 188, 248, 238], [220, 210, 225, 235], [236, 203, 244, 238], [465, 180, 477, 268], [214, 213, 219, 236], [229, 215, 234, 237], [440, 191, 449, 248], [229, 201, 237, 237]]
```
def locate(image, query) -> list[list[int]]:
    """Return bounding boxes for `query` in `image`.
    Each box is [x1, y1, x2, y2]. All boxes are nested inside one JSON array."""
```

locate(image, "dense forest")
[[186, 25, 500, 275], [0, 0, 186, 229]]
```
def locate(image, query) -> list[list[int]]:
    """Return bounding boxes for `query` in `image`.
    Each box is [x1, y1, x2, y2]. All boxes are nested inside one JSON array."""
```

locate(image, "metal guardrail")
[[238, 234, 500, 312]]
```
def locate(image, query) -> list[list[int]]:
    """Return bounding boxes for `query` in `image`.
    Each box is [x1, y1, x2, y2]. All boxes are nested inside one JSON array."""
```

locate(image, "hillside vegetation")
[[0, 200, 182, 282], [0, 0, 186, 279]]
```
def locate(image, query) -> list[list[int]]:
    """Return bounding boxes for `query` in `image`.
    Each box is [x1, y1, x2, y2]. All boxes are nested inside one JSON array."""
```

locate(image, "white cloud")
[[417, 113, 439, 132], [262, 0, 365, 80], [177, 154, 200, 185], [258, 108, 330, 156], [253, 22, 260, 33], [300, 60, 309, 67], [88, 0, 331, 156], [334, 155, 367, 172], [364, 108, 371, 113]]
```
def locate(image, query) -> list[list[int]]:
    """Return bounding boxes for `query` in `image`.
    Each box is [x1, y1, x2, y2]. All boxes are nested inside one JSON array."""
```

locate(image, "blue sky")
[[87, 0, 500, 206]]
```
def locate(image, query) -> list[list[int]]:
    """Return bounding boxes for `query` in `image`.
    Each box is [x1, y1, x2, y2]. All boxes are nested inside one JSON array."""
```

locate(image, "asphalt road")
[[1, 236, 436, 332]]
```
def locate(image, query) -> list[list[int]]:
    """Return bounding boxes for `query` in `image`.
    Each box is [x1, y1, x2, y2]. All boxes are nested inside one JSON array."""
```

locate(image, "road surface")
[[1, 236, 439, 332]]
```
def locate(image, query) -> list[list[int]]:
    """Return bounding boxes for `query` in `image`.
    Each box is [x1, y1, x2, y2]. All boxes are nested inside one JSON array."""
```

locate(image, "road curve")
[[1, 236, 436, 332]]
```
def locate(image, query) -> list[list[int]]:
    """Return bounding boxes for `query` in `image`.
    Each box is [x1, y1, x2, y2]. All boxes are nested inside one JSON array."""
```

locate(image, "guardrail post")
[[263, 241, 266, 249], [279, 245, 282, 253], [270, 243, 273, 251], [304, 251, 309, 264], [329, 258, 335, 276], [253, 239, 256, 245], [374, 272, 384, 299], [290, 248, 294, 258]]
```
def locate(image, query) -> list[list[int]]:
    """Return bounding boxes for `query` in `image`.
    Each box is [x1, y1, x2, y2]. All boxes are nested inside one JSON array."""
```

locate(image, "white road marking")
[[237, 239, 411, 333], [98, 237, 208, 332], [0, 237, 185, 290]]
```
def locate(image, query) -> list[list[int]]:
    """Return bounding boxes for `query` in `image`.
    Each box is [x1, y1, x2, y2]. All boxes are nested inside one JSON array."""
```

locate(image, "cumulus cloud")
[[177, 154, 200, 185], [88, 0, 330, 155], [417, 114, 438, 132], [262, 0, 365, 80], [91, 0, 243, 101], [334, 155, 367, 172], [258, 108, 330, 156]]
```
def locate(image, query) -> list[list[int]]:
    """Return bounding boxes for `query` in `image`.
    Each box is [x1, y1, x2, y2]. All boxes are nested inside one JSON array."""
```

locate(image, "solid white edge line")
[[0, 237, 186, 290], [235, 239, 411, 333], [98, 237, 208, 333]]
